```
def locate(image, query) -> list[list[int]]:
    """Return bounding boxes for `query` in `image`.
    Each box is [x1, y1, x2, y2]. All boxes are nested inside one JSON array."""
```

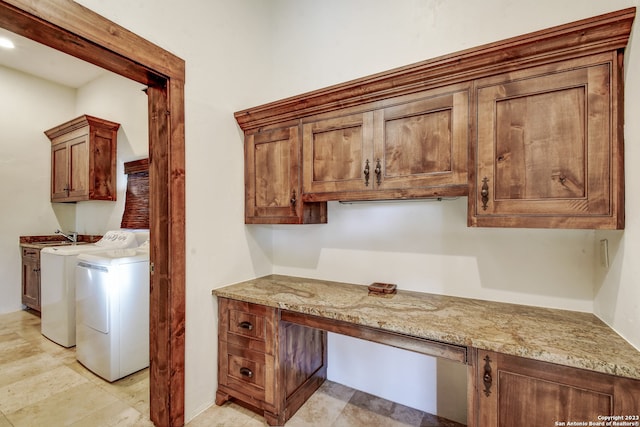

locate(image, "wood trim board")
[[0, 1, 186, 426]]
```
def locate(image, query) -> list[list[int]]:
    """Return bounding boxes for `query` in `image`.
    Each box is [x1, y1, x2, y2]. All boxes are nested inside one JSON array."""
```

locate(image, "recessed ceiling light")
[[0, 36, 15, 49]]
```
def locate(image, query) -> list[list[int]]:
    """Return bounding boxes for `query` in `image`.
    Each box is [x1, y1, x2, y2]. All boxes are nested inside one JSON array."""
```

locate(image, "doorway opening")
[[0, 2, 186, 426]]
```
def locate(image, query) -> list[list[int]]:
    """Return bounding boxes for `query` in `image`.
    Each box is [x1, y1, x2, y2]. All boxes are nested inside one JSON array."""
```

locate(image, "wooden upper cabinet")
[[302, 87, 469, 201], [235, 8, 634, 227], [302, 111, 371, 195], [378, 91, 468, 193], [46, 115, 119, 203], [245, 125, 326, 224], [469, 53, 624, 228]]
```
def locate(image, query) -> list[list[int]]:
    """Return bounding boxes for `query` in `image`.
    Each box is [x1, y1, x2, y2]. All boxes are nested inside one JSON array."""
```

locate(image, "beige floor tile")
[[0, 352, 63, 388], [186, 401, 266, 427], [0, 412, 11, 427], [421, 413, 466, 427], [286, 381, 355, 427], [0, 334, 43, 364], [96, 369, 150, 414], [5, 381, 119, 427], [68, 399, 154, 427], [349, 390, 425, 425], [0, 364, 89, 413]]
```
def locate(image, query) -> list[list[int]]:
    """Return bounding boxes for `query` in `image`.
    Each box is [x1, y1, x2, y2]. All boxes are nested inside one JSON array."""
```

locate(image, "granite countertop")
[[213, 274, 640, 380], [19, 235, 102, 249]]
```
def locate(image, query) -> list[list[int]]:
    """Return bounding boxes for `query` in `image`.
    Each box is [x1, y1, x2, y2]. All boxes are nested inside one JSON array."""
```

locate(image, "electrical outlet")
[[599, 239, 609, 269]]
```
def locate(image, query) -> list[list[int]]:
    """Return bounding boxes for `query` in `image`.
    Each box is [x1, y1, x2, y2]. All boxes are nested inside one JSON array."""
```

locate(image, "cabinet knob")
[[238, 321, 253, 331], [239, 367, 253, 378], [364, 159, 370, 186], [374, 159, 382, 186], [290, 190, 297, 207]]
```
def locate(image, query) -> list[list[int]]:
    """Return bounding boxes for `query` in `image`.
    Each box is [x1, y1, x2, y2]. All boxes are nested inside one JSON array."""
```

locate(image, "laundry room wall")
[[73, 73, 149, 235], [0, 65, 76, 314]]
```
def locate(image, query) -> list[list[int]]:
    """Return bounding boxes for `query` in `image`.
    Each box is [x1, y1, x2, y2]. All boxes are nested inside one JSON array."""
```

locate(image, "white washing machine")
[[75, 241, 150, 382], [40, 230, 147, 347]]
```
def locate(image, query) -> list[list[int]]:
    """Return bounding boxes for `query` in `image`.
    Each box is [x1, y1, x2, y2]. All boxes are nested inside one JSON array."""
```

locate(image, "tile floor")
[[0, 309, 464, 427]]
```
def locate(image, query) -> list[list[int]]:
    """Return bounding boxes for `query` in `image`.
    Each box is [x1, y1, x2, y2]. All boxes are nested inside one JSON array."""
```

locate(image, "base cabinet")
[[476, 350, 640, 427], [215, 298, 327, 425], [21, 247, 41, 312]]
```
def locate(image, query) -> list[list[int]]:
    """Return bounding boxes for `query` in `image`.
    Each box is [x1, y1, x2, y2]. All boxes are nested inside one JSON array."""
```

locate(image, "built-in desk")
[[213, 275, 640, 426]]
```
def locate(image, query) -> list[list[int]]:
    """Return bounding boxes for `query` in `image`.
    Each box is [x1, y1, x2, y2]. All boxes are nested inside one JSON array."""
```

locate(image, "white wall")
[[72, 0, 640, 423], [593, 5, 640, 348], [0, 66, 76, 313], [74, 73, 148, 234]]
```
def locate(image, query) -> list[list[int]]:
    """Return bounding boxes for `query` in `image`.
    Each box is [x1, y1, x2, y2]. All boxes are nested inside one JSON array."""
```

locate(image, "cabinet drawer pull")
[[482, 354, 493, 396], [364, 159, 370, 186], [374, 159, 382, 186], [239, 367, 253, 378], [238, 321, 253, 331], [481, 177, 489, 210]]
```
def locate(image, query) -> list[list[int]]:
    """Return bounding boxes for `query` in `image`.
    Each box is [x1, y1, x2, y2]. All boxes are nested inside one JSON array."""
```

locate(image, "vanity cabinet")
[[301, 86, 469, 201], [21, 247, 41, 312], [45, 115, 120, 203], [469, 53, 624, 229], [475, 350, 640, 426], [245, 125, 326, 224], [215, 297, 327, 426]]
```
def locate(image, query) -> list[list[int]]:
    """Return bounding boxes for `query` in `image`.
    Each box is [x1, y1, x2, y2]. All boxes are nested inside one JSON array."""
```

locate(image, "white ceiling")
[[0, 27, 107, 88]]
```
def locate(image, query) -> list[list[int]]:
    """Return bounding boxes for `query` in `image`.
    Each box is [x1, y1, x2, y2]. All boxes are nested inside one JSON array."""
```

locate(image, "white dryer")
[[75, 241, 150, 382], [40, 230, 147, 347]]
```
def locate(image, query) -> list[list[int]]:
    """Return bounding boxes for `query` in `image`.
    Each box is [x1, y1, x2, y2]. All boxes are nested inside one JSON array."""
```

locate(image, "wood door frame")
[[0, 1, 186, 426]]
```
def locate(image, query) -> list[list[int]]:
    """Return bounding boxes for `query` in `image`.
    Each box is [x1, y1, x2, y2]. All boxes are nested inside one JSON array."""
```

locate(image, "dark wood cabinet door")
[[375, 89, 468, 195], [245, 125, 326, 224], [51, 142, 69, 201], [302, 112, 373, 196], [21, 248, 40, 311], [67, 134, 90, 200], [471, 53, 624, 228], [476, 350, 640, 427]]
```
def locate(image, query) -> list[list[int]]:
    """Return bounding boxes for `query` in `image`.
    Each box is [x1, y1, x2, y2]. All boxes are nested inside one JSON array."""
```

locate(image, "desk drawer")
[[218, 298, 277, 354], [22, 247, 40, 260], [219, 340, 275, 406], [228, 307, 266, 341]]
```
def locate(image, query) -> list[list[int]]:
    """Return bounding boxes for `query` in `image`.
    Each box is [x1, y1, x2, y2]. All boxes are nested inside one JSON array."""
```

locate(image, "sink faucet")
[[55, 229, 78, 243]]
